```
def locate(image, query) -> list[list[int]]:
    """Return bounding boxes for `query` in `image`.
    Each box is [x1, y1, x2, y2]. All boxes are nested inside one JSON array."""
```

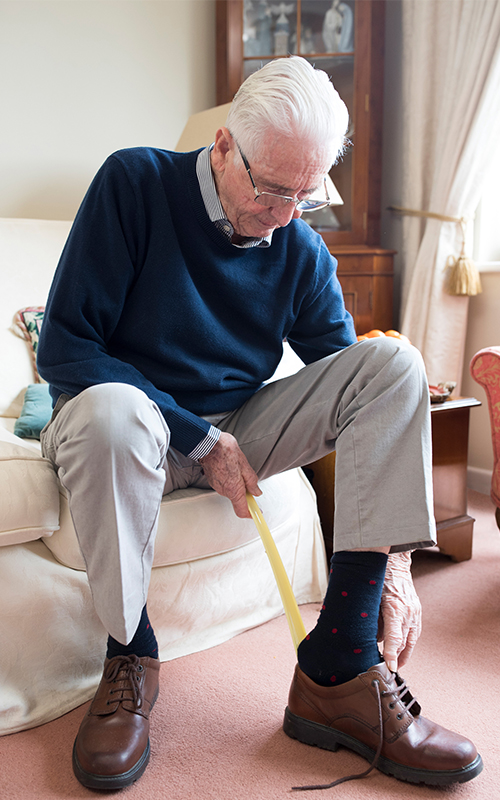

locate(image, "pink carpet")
[[2, 489, 499, 800]]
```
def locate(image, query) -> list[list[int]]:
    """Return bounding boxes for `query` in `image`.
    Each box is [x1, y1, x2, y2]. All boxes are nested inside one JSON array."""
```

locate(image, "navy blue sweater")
[[37, 148, 356, 455]]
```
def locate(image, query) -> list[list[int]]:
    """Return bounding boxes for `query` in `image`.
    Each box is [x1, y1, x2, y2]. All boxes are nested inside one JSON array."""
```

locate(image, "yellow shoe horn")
[[246, 493, 307, 652]]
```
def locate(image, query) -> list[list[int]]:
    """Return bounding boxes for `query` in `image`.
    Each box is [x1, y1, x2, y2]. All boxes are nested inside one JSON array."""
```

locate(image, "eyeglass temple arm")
[[234, 134, 331, 205], [235, 143, 258, 191]]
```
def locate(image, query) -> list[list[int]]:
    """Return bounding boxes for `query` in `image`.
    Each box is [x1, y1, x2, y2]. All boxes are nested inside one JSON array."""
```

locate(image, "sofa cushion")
[[42, 468, 308, 572], [0, 427, 60, 546], [14, 383, 52, 439]]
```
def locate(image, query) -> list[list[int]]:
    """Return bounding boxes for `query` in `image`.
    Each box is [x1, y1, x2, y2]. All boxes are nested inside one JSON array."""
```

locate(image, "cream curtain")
[[398, 0, 500, 388]]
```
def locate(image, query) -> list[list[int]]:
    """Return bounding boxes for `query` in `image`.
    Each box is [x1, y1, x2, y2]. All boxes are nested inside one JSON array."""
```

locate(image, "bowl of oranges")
[[356, 329, 411, 343], [356, 330, 456, 403]]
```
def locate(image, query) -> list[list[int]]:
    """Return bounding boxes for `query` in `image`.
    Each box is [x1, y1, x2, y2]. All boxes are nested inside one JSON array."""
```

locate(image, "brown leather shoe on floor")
[[284, 662, 483, 789], [72, 654, 160, 790]]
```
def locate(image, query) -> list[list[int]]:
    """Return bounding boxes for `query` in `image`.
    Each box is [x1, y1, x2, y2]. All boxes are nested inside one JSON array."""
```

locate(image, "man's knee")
[[330, 337, 428, 417], [57, 383, 169, 454], [356, 336, 426, 384], [78, 382, 150, 419]]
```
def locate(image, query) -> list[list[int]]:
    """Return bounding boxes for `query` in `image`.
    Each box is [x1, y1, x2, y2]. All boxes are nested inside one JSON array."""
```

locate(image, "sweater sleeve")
[[286, 232, 357, 363], [36, 154, 211, 456]]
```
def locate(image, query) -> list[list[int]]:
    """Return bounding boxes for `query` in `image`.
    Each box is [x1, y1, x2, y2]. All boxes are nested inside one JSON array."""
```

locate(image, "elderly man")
[[37, 56, 482, 790]]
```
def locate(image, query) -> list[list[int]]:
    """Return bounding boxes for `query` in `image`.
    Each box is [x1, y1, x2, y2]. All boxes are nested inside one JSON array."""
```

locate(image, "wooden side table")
[[307, 396, 480, 563], [430, 396, 480, 562]]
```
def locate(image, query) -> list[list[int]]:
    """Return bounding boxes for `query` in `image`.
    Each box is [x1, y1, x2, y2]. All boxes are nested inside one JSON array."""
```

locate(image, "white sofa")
[[0, 216, 328, 736]]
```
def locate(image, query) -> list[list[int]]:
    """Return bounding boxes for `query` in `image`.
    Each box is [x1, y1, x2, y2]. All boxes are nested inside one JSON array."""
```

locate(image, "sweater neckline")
[[182, 150, 264, 254]]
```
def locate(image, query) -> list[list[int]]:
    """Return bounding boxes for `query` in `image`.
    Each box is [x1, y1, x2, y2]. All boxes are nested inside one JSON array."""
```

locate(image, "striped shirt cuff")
[[188, 424, 221, 462]]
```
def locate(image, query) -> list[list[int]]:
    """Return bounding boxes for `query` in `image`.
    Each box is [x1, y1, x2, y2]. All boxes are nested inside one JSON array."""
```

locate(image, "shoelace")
[[104, 654, 144, 710], [292, 676, 417, 792]]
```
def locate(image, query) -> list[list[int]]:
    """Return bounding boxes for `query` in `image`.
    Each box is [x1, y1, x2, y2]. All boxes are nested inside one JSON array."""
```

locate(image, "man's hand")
[[199, 432, 262, 518], [377, 551, 422, 673]]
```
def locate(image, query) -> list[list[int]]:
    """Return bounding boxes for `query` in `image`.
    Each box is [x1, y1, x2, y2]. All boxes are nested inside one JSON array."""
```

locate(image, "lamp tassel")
[[444, 220, 482, 296]]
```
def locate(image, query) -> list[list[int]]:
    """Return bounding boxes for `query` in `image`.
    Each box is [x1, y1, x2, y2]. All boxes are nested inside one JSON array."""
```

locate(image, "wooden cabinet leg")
[[436, 516, 474, 562]]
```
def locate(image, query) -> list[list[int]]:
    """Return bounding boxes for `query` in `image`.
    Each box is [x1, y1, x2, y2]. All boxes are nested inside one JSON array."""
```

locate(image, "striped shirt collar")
[[196, 145, 272, 249]]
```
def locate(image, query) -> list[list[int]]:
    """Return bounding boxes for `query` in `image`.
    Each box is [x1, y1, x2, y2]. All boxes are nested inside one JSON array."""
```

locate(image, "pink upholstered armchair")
[[470, 347, 500, 528]]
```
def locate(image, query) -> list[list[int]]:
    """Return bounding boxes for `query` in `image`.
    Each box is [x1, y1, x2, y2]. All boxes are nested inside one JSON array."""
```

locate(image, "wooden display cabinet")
[[215, 0, 394, 333], [335, 245, 394, 334]]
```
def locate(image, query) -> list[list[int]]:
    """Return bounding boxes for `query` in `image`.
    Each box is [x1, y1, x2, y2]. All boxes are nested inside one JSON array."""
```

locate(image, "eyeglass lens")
[[254, 193, 329, 211]]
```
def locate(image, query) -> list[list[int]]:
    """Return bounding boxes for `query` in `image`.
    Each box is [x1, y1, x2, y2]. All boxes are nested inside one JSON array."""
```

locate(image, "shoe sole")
[[72, 739, 150, 790], [283, 707, 484, 786]]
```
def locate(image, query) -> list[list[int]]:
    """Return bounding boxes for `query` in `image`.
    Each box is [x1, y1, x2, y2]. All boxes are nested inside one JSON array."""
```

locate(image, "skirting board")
[[467, 466, 493, 496]]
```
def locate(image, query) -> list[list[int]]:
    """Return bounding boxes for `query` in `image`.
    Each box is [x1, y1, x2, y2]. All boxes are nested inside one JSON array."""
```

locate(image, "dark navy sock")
[[106, 605, 159, 660], [298, 551, 388, 686]]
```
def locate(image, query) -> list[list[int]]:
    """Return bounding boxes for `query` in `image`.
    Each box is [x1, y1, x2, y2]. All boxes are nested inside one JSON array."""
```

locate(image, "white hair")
[[226, 56, 349, 168]]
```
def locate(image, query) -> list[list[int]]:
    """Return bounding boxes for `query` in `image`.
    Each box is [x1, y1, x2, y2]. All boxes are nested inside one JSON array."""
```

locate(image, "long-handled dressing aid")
[[247, 494, 391, 794], [246, 493, 307, 652]]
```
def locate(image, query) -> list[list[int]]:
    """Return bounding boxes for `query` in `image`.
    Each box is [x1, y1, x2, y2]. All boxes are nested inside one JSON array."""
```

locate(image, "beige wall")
[[0, 0, 216, 220]]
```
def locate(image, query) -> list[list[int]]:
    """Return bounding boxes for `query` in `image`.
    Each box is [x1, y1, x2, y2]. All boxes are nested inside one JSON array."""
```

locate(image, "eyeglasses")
[[233, 139, 331, 212]]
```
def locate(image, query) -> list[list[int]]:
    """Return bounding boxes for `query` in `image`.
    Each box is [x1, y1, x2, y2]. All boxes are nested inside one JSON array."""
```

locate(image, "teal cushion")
[[14, 383, 53, 440]]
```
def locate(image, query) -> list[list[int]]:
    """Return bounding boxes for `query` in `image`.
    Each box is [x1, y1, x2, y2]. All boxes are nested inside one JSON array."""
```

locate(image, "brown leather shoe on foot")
[[72, 654, 160, 790], [284, 662, 483, 789]]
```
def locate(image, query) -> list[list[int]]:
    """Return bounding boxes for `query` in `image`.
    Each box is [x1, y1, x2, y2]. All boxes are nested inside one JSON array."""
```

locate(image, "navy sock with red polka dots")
[[106, 605, 159, 660], [297, 551, 388, 687]]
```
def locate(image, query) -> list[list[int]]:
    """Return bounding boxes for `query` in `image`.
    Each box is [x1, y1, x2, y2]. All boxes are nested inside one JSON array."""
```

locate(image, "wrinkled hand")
[[199, 432, 262, 518], [377, 551, 422, 673]]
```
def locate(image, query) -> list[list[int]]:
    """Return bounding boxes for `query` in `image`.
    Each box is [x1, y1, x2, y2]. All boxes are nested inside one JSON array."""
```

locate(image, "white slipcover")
[[0, 217, 328, 735]]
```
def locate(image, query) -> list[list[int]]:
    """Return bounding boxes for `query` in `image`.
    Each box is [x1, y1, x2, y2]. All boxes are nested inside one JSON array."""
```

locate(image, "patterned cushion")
[[14, 306, 45, 383]]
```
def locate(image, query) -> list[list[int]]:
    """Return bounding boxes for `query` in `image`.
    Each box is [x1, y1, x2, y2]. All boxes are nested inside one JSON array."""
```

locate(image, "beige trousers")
[[41, 337, 436, 644]]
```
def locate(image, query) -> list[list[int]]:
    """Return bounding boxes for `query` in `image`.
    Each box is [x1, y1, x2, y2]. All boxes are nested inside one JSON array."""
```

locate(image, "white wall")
[[0, 0, 216, 220]]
